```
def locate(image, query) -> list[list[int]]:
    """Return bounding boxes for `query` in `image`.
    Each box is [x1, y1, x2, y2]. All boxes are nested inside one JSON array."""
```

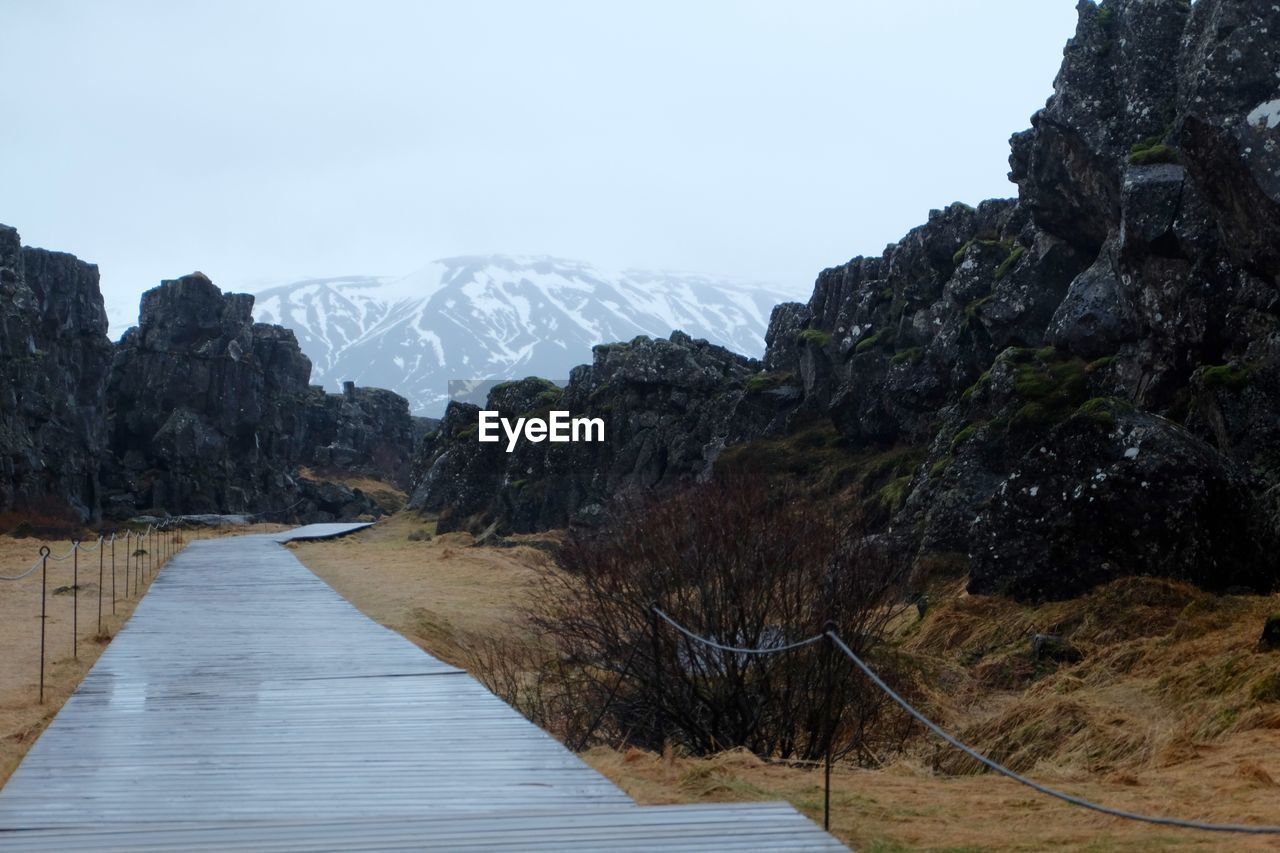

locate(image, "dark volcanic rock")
[[408, 335, 791, 533], [300, 383, 416, 489], [969, 408, 1270, 600], [104, 274, 414, 520], [412, 0, 1280, 602], [0, 225, 113, 522], [755, 0, 1280, 599], [105, 273, 314, 515]]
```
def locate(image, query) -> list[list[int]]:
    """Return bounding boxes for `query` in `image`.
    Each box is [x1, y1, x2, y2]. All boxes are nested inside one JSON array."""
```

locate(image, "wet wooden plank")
[[0, 526, 845, 850]]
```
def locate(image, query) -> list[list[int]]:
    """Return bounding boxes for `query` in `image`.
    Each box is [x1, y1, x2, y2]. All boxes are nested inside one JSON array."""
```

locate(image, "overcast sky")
[[1, 1, 1078, 329]]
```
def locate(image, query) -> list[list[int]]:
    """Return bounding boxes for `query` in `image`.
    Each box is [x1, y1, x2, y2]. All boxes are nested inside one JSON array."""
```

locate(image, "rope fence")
[[1, 520, 189, 703], [650, 606, 1280, 836]]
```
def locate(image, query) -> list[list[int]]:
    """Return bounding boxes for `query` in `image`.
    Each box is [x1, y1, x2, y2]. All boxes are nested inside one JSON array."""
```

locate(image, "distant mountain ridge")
[[252, 255, 800, 414]]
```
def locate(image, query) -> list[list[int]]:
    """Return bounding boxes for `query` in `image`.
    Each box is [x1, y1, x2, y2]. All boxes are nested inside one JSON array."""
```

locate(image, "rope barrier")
[[1, 523, 188, 703], [652, 607, 825, 655], [651, 606, 1280, 835], [0, 556, 44, 582], [74, 535, 104, 554]]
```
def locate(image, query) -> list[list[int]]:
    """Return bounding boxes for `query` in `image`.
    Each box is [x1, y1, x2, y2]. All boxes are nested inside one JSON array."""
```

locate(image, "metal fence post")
[[649, 606, 666, 749], [822, 621, 837, 832], [111, 533, 116, 615], [97, 537, 104, 635], [125, 531, 131, 598], [39, 546, 49, 704], [72, 540, 79, 659]]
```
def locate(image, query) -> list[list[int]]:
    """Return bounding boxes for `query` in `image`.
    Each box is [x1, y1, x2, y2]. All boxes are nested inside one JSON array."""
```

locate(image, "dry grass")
[[0, 522, 286, 787], [297, 467, 407, 514], [0, 530, 173, 786], [288, 519, 1280, 850], [288, 512, 554, 668]]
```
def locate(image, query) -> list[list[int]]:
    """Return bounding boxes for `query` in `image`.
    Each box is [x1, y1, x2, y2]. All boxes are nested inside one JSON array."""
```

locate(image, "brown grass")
[[288, 512, 554, 668], [297, 467, 407, 514], [287, 518, 1280, 850]]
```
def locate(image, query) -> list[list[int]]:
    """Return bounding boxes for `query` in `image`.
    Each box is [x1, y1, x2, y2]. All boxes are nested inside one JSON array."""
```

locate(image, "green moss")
[[1128, 140, 1179, 166], [1202, 363, 1250, 391], [952, 239, 975, 265], [961, 370, 993, 400], [511, 479, 529, 491], [964, 294, 993, 319], [891, 346, 923, 366], [879, 286, 895, 301], [929, 457, 952, 479], [1004, 350, 1091, 430], [1011, 402, 1052, 428], [797, 329, 832, 348], [1097, 5, 1114, 29], [876, 474, 914, 512], [994, 244, 1026, 280], [534, 387, 564, 407], [950, 424, 978, 452], [855, 328, 894, 354], [1075, 397, 1133, 429], [1086, 355, 1117, 373], [714, 417, 924, 500], [745, 371, 795, 394], [457, 425, 478, 440]]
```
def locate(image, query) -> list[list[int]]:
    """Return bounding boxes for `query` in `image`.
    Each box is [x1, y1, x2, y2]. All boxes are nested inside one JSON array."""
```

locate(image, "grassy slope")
[[294, 513, 1280, 851]]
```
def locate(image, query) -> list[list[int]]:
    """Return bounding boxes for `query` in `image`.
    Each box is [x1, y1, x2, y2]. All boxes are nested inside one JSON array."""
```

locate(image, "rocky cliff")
[[104, 273, 415, 521], [0, 237, 417, 526], [0, 225, 114, 523], [411, 0, 1280, 600], [408, 333, 774, 533]]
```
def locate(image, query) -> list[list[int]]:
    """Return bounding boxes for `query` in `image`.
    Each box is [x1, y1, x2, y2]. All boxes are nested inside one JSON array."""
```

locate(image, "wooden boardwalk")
[[0, 525, 845, 850]]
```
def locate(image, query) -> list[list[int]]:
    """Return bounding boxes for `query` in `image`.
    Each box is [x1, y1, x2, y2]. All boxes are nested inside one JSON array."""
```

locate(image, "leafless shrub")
[[528, 476, 919, 764]]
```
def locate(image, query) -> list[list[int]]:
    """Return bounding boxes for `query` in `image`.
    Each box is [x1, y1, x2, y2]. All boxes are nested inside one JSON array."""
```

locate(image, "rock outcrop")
[[103, 273, 417, 521], [410, 0, 1280, 600], [408, 333, 791, 533], [0, 225, 114, 522], [771, 0, 1280, 598]]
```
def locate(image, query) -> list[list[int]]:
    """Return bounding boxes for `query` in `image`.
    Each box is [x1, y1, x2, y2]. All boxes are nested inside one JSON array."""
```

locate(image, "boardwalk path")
[[0, 525, 844, 850]]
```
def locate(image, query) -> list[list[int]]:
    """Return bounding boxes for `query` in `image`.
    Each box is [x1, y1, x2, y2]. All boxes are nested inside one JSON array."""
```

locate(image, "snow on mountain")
[[251, 255, 801, 414]]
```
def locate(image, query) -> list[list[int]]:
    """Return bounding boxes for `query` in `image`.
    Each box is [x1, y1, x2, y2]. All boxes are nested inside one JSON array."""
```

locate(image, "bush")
[[533, 477, 917, 763]]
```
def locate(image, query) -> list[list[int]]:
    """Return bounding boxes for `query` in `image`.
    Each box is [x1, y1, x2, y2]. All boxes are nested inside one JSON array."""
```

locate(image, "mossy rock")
[[745, 371, 795, 394], [876, 474, 914, 512], [1128, 140, 1179, 166], [950, 424, 978, 452], [796, 329, 832, 348], [995, 244, 1026, 280], [1085, 355, 1117, 374], [855, 328, 895, 354], [1202, 363, 1250, 391], [891, 346, 924, 366]]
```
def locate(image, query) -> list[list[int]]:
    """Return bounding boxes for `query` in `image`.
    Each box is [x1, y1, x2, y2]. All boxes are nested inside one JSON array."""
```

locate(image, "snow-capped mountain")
[[252, 255, 802, 414]]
